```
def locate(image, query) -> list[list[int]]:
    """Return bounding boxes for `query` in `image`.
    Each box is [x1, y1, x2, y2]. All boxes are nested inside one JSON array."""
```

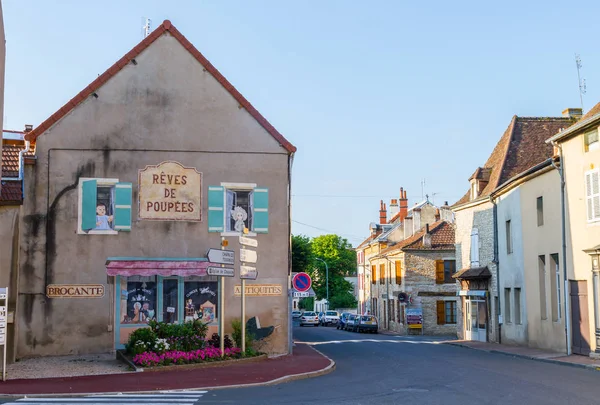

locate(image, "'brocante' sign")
[[47, 284, 105, 298], [138, 161, 202, 221]]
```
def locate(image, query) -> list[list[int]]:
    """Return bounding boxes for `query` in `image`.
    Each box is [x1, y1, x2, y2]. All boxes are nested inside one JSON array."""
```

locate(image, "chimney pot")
[[24, 124, 33, 132], [426, 223, 430, 234]]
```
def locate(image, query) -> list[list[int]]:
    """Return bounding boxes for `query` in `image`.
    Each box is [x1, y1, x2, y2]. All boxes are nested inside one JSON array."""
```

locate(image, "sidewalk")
[[0, 344, 334, 396], [445, 340, 600, 371]]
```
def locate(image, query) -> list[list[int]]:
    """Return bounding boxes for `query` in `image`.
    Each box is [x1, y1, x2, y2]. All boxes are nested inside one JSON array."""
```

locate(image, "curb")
[[445, 342, 600, 372], [0, 344, 335, 398]]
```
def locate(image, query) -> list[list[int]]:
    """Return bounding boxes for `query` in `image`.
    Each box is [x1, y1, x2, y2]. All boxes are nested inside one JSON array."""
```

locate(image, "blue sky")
[[4, 1, 600, 246]]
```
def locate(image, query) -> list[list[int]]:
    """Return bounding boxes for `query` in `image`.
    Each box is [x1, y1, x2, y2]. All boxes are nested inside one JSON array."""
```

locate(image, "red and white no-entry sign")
[[292, 272, 312, 292]]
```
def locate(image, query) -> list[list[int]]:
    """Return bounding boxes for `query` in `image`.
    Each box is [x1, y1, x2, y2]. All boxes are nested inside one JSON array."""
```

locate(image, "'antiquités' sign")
[[138, 161, 202, 221]]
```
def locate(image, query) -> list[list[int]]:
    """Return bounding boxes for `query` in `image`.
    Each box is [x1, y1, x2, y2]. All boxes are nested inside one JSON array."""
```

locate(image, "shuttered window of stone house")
[[585, 170, 600, 222], [372, 265, 377, 285], [395, 261, 402, 285], [435, 260, 445, 284], [437, 301, 445, 324], [379, 264, 385, 285], [437, 300, 457, 325]]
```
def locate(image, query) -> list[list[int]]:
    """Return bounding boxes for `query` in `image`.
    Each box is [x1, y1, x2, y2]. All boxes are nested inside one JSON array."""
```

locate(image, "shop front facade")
[[11, 20, 295, 360]]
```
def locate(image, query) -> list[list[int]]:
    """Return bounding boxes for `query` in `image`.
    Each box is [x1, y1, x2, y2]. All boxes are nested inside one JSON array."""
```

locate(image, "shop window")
[[78, 178, 132, 234], [436, 300, 456, 324], [207, 183, 269, 235], [119, 276, 157, 325], [184, 277, 219, 324]]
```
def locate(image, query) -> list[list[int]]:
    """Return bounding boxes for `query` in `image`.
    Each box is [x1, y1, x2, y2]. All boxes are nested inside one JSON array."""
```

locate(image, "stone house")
[[373, 219, 456, 335], [547, 102, 600, 356], [452, 114, 574, 343], [2, 20, 296, 360]]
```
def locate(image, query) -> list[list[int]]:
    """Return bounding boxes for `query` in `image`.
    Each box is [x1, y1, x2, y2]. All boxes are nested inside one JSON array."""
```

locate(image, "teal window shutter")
[[252, 187, 269, 233], [114, 182, 132, 231], [81, 180, 97, 231], [208, 186, 225, 232]]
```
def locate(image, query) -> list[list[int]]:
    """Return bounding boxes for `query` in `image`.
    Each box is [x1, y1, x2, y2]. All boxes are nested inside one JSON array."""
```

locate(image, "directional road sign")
[[207, 249, 235, 265], [239, 236, 258, 247], [292, 272, 312, 293], [207, 266, 235, 277], [240, 265, 258, 280], [240, 248, 257, 264]]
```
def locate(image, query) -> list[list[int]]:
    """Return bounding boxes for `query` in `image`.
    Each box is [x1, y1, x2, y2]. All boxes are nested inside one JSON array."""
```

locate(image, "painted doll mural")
[[230, 206, 248, 233], [95, 203, 113, 230]]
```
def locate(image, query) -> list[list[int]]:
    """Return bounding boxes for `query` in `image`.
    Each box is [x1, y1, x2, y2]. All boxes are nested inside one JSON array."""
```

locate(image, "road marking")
[[6, 390, 208, 404], [295, 339, 442, 346]]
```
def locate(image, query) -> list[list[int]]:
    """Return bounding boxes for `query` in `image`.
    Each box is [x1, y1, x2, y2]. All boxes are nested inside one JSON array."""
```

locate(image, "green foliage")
[[298, 297, 314, 310], [126, 327, 156, 355], [292, 234, 314, 274], [231, 318, 256, 351], [329, 291, 358, 310], [147, 319, 209, 352]]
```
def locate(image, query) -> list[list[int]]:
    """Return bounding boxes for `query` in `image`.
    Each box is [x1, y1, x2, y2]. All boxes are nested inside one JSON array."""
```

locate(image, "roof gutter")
[[490, 158, 555, 200], [547, 113, 600, 144]]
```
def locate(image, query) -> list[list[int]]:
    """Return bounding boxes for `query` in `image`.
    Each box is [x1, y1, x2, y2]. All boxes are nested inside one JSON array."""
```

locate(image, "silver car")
[[299, 311, 319, 327]]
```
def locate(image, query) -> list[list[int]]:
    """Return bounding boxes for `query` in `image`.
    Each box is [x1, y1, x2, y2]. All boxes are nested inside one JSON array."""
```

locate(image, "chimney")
[[435, 208, 441, 222], [379, 200, 387, 224], [403, 216, 414, 239], [562, 108, 583, 120], [439, 201, 455, 223], [24, 124, 33, 133], [389, 198, 399, 220], [399, 187, 408, 222], [422, 223, 432, 248]]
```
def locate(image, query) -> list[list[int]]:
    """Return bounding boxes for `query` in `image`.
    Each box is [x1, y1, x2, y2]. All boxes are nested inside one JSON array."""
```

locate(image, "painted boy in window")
[[95, 203, 113, 230]]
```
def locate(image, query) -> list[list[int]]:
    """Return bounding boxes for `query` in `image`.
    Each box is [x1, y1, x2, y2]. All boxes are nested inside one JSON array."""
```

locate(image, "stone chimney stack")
[[422, 223, 432, 248], [389, 198, 399, 220], [399, 187, 408, 222], [24, 124, 33, 133], [435, 208, 441, 222], [562, 108, 583, 120], [379, 200, 387, 224], [439, 201, 454, 223]]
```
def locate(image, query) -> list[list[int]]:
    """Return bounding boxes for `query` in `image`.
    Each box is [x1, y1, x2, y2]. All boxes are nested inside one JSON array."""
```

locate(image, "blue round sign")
[[293, 272, 312, 292]]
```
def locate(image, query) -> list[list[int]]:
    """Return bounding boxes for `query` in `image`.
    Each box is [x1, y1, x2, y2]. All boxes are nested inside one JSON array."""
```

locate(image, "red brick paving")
[[0, 344, 331, 395]]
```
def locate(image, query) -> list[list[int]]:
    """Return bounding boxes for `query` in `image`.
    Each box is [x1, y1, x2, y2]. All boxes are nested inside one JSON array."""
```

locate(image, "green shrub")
[[126, 327, 156, 355], [208, 333, 234, 349], [231, 319, 256, 352], [147, 319, 209, 352]]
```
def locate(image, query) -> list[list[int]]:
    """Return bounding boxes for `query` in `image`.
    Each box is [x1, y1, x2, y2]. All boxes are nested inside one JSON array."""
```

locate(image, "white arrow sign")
[[240, 265, 258, 280], [239, 236, 258, 247], [240, 248, 257, 264], [207, 249, 235, 265], [207, 266, 235, 277]]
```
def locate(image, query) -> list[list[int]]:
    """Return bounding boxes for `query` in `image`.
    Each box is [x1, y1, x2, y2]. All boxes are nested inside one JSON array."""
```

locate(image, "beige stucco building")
[[1, 20, 296, 360], [548, 103, 600, 356]]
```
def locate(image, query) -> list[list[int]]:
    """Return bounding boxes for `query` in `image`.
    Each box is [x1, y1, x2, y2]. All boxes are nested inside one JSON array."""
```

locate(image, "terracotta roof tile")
[[580, 102, 600, 122], [0, 180, 23, 204], [376, 220, 455, 256], [1, 139, 34, 178], [453, 116, 573, 207], [24, 20, 296, 154]]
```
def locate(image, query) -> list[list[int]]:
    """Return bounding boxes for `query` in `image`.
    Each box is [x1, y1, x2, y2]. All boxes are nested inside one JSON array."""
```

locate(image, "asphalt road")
[[203, 324, 600, 405], [3, 325, 600, 404]]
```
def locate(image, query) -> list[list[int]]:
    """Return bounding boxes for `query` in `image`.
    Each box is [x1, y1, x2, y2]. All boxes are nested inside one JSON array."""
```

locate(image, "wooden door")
[[570, 281, 591, 355]]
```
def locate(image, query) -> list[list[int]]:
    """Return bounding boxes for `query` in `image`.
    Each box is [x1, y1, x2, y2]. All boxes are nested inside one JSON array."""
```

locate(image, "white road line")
[[295, 339, 441, 345], [7, 391, 207, 404]]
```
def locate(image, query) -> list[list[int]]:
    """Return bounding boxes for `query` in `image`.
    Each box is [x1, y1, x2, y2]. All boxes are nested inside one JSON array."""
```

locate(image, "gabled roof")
[[454, 116, 573, 207], [23, 20, 296, 154], [548, 101, 600, 144], [375, 220, 455, 257]]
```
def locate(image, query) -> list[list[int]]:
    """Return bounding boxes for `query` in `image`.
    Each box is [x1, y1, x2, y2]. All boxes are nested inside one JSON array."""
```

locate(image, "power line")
[[292, 220, 365, 242]]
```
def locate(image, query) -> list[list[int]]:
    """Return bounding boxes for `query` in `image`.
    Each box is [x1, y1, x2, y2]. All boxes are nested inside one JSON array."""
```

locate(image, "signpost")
[[292, 272, 312, 293], [406, 307, 423, 335], [207, 267, 234, 277], [0, 287, 7, 381], [207, 249, 235, 265], [239, 235, 258, 353]]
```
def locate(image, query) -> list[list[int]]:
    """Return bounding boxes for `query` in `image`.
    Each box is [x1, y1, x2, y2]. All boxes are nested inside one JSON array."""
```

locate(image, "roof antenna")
[[143, 18, 152, 38], [421, 178, 426, 201], [575, 53, 586, 112]]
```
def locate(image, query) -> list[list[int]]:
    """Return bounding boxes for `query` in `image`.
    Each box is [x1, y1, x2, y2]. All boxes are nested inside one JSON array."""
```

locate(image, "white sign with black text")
[[240, 265, 258, 280]]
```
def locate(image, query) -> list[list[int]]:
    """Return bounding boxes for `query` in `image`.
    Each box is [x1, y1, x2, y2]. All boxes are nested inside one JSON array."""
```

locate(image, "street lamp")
[[315, 257, 329, 311], [584, 245, 600, 354]]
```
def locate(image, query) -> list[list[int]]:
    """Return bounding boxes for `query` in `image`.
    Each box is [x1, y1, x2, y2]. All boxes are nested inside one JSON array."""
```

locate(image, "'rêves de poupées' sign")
[[138, 161, 202, 221]]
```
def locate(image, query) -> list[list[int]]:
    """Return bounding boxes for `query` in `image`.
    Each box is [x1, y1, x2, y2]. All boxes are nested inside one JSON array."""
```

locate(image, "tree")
[[329, 292, 357, 310], [291, 234, 313, 275], [298, 297, 314, 310]]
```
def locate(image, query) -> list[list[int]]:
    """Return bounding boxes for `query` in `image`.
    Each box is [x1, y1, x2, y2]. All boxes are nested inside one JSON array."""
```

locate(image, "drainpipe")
[[490, 195, 501, 344], [550, 142, 572, 356]]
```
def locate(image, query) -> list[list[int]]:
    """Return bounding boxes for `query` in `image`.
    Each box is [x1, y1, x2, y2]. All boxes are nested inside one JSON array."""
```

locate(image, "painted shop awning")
[[105, 257, 216, 277]]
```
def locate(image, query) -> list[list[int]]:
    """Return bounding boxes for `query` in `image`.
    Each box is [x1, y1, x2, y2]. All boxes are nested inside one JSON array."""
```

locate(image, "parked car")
[[344, 314, 359, 331], [337, 312, 350, 330], [356, 315, 378, 333], [319, 311, 340, 326], [299, 311, 319, 327], [292, 310, 302, 319]]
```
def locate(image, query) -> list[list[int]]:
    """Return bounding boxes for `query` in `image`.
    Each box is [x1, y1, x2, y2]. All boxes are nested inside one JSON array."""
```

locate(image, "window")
[[505, 220, 512, 254], [436, 300, 456, 325], [119, 276, 157, 325], [504, 288, 511, 324], [550, 253, 561, 321], [585, 170, 600, 222], [470, 228, 479, 267], [539, 255, 547, 320], [207, 183, 269, 235], [379, 264, 385, 285], [78, 178, 132, 234], [514, 288, 521, 324], [537, 197, 544, 226], [470, 180, 478, 200], [184, 277, 219, 324], [435, 259, 456, 284], [395, 261, 402, 285], [584, 128, 599, 152], [372, 265, 377, 285]]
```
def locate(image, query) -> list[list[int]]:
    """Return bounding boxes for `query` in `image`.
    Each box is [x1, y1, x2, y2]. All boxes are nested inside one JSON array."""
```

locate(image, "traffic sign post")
[[209, 245, 235, 357], [239, 235, 258, 354], [292, 272, 312, 293], [207, 266, 235, 277], [207, 249, 235, 265], [0, 287, 8, 381], [240, 265, 258, 280]]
